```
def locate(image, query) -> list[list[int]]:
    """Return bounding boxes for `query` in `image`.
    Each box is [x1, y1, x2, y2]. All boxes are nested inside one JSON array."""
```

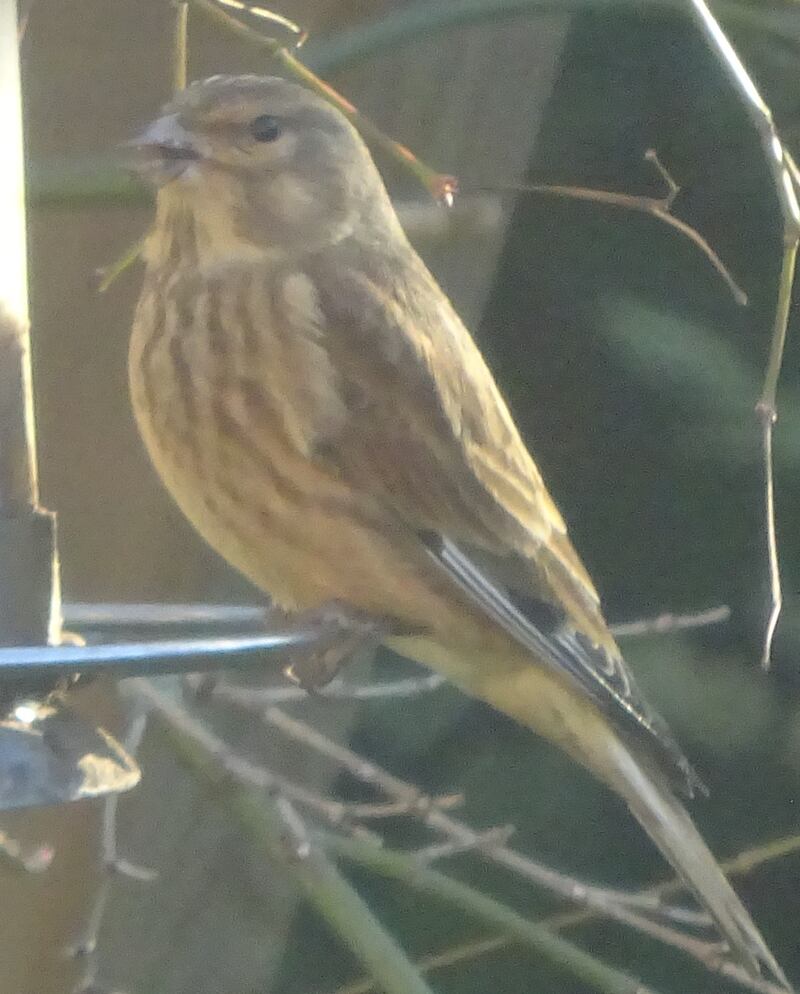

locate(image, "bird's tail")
[[606, 737, 790, 989], [391, 635, 789, 987]]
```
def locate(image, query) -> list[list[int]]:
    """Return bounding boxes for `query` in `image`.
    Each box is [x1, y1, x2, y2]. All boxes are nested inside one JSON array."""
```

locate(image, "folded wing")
[[303, 249, 702, 796]]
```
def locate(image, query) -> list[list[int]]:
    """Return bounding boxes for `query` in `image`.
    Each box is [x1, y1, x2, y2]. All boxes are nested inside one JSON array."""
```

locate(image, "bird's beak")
[[126, 114, 201, 186]]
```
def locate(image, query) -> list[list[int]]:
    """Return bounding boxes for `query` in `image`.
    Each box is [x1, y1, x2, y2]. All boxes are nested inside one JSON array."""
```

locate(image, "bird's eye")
[[249, 114, 282, 143]]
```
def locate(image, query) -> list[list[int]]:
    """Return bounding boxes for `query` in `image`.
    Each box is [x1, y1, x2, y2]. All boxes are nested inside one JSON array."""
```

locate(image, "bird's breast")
[[127, 261, 455, 627], [129, 261, 343, 589]]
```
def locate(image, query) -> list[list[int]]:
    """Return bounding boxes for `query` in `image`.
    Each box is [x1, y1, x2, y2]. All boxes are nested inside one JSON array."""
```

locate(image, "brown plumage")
[[129, 75, 788, 987]]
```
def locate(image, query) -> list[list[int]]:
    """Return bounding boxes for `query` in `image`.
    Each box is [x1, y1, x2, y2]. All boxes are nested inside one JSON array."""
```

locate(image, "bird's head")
[[131, 75, 400, 259]]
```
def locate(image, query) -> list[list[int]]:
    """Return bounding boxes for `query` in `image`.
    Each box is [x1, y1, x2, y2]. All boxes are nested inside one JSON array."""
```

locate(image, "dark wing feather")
[[420, 534, 705, 797], [304, 248, 702, 796]]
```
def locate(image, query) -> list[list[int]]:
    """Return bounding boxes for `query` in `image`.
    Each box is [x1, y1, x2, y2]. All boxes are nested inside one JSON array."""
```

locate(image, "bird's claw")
[[279, 602, 387, 692]]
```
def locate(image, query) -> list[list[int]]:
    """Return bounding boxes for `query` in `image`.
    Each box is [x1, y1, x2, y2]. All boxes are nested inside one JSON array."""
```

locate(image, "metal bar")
[[62, 602, 266, 628], [0, 630, 319, 681]]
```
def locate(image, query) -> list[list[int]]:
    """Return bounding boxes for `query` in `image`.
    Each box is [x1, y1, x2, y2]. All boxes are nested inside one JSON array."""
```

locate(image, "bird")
[[128, 74, 788, 987]]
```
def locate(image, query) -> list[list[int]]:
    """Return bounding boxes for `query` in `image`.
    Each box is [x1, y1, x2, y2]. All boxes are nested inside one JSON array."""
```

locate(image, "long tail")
[[392, 634, 790, 988], [607, 737, 790, 989]]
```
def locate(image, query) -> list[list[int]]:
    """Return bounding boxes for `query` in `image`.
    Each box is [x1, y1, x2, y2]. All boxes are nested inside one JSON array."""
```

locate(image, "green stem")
[[173, 1, 189, 93], [321, 831, 660, 994], [140, 676, 658, 994], [140, 682, 438, 994], [686, 0, 800, 669], [760, 241, 798, 418], [97, 235, 146, 293], [26, 160, 148, 208]]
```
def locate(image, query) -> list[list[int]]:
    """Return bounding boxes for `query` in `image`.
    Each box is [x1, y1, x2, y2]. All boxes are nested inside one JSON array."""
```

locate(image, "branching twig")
[[247, 707, 795, 992], [501, 148, 747, 305], [137, 679, 664, 994], [96, 0, 455, 292], [168, 678, 462, 835], [182, 676, 744, 972], [330, 830, 800, 994], [190, 0, 456, 203], [687, 0, 800, 670], [320, 830, 660, 994], [69, 707, 152, 994], [412, 825, 516, 865], [252, 709, 722, 942], [131, 679, 445, 994]]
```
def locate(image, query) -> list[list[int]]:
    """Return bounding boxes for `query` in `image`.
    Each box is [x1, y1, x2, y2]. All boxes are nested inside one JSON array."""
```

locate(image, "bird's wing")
[[303, 253, 701, 796]]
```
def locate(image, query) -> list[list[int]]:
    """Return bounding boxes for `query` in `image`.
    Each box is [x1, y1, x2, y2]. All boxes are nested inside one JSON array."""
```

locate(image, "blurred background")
[[6, 0, 800, 992]]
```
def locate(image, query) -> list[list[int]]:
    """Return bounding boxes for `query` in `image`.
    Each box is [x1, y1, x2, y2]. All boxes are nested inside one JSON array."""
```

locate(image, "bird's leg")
[[268, 601, 388, 692]]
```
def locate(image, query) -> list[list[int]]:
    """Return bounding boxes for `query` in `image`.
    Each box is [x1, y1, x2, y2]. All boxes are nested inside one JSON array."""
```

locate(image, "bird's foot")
[[272, 602, 388, 692]]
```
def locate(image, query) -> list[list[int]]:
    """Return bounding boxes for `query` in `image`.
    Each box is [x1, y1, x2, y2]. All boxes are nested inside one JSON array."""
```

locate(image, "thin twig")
[[69, 707, 151, 994], [502, 148, 748, 305], [412, 825, 516, 865], [180, 603, 729, 705], [320, 830, 660, 994], [138, 686, 381, 834], [96, 236, 145, 294], [332, 935, 788, 994], [190, 0, 457, 203], [687, 0, 800, 670], [213, 0, 305, 41], [256, 707, 797, 991], [183, 673, 462, 826], [330, 831, 800, 994], [257, 709, 722, 947], [138, 679, 663, 994], [132, 679, 443, 994], [191, 671, 447, 705], [96, 0, 455, 293], [184, 678, 725, 954], [609, 605, 730, 638], [172, 1, 189, 94]]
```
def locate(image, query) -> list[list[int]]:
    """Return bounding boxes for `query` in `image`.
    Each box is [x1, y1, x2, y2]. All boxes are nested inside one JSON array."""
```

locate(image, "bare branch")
[[190, 0, 456, 203], [187, 671, 447, 706], [139, 680, 665, 994], [68, 708, 151, 994], [255, 709, 726, 946], [501, 146, 748, 306], [178, 603, 730, 705], [131, 679, 458, 994], [331, 829, 800, 994], [609, 605, 730, 638], [185, 679, 724, 952], [412, 825, 516, 865], [687, 0, 800, 669]]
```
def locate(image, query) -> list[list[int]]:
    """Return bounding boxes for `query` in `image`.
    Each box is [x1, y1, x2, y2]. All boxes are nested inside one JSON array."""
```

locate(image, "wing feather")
[[303, 248, 702, 795]]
